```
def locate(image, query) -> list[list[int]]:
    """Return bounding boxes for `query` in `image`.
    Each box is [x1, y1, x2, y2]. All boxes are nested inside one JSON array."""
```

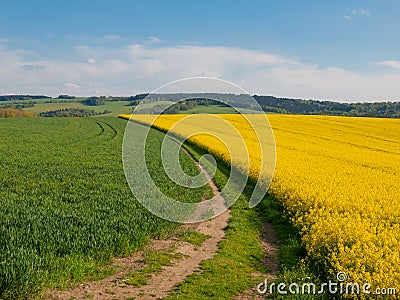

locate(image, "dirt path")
[[46, 148, 231, 300]]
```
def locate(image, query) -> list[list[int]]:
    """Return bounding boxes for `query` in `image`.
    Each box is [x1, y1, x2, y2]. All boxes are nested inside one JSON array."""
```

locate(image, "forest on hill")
[[1, 94, 399, 118], [132, 93, 400, 118]]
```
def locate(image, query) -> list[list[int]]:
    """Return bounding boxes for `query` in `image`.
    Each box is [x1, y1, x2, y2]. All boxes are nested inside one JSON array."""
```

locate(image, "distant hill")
[[253, 95, 400, 118], [1, 93, 399, 118], [0, 95, 51, 101], [130, 93, 400, 118]]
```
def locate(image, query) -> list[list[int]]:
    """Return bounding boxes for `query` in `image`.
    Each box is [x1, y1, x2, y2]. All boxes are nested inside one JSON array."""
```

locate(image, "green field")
[[0, 117, 207, 298], [134, 100, 175, 110], [19, 100, 264, 117], [22, 100, 133, 116]]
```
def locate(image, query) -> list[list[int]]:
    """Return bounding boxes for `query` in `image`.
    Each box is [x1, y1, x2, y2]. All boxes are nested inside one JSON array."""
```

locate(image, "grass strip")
[[177, 230, 211, 247], [165, 142, 327, 299], [125, 245, 183, 287]]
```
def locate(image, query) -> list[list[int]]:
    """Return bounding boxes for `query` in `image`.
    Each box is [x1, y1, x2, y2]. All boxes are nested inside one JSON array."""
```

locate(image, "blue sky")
[[1, 0, 400, 101]]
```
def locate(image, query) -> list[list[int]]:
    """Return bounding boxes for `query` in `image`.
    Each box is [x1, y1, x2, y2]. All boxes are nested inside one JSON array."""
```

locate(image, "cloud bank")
[[1, 42, 400, 102]]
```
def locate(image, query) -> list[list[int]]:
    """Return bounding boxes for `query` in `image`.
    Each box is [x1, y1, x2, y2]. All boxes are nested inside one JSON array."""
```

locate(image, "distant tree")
[[129, 94, 149, 101], [57, 95, 76, 99], [0, 95, 50, 101], [179, 103, 188, 110], [38, 108, 106, 117], [82, 97, 105, 106]]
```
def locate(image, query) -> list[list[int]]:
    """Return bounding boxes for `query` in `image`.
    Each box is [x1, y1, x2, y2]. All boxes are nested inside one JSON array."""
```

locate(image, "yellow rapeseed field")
[[120, 113, 400, 291]]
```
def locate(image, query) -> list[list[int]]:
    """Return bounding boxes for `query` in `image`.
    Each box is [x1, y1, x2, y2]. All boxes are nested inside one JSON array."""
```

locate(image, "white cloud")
[[0, 43, 399, 101], [345, 8, 371, 20], [147, 36, 162, 44], [18, 64, 45, 70], [101, 34, 127, 41], [64, 82, 80, 89], [376, 60, 400, 70], [353, 9, 371, 16], [87, 58, 96, 64]]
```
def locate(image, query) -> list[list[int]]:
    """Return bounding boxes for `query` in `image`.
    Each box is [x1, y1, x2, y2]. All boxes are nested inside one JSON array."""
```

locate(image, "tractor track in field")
[[94, 121, 105, 135], [56, 119, 101, 147], [94, 120, 118, 140], [73, 120, 118, 144], [103, 121, 118, 139], [93, 121, 105, 136], [46, 143, 231, 300], [66, 119, 110, 146]]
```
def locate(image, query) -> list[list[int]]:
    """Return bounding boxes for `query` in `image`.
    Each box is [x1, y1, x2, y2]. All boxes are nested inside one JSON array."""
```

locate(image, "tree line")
[[253, 95, 400, 118], [0, 95, 50, 101], [131, 93, 400, 118], [0, 101, 36, 109], [39, 108, 111, 117], [1, 93, 399, 118]]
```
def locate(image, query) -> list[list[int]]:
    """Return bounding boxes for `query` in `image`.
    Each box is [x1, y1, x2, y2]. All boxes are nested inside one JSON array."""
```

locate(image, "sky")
[[1, 0, 400, 102]]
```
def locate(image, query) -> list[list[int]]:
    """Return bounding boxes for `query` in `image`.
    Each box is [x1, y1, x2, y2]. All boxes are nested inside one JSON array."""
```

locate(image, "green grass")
[[177, 230, 211, 247], [23, 100, 132, 116], [133, 100, 175, 110], [125, 245, 183, 287], [93, 101, 132, 116], [0, 117, 207, 299]]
